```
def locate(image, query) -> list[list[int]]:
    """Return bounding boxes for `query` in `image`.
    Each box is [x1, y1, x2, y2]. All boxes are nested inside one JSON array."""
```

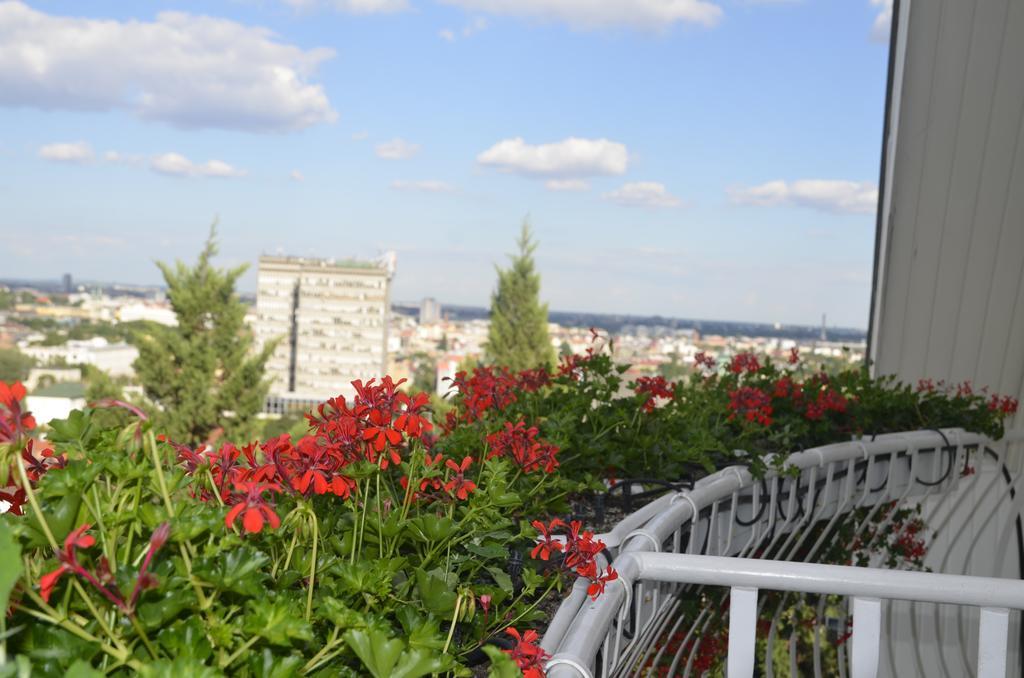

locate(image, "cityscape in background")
[[0, 253, 866, 426]]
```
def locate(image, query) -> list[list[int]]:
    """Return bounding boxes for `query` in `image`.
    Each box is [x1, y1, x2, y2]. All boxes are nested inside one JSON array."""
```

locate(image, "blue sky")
[[0, 0, 893, 328]]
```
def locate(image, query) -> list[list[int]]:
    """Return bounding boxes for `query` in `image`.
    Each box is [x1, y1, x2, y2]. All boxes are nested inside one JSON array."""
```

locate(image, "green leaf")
[[157, 618, 213, 663], [0, 519, 22, 614], [407, 516, 454, 542], [137, 588, 193, 630], [45, 409, 95, 448], [0, 655, 32, 678], [244, 598, 314, 646], [414, 568, 457, 615], [65, 660, 104, 678], [465, 542, 507, 560], [343, 628, 405, 678], [197, 546, 270, 597], [487, 567, 514, 594], [247, 648, 304, 678], [137, 657, 223, 678], [482, 646, 521, 678]]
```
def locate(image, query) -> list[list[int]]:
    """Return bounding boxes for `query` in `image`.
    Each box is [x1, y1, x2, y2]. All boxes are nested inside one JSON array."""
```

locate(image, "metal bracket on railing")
[[545, 655, 595, 678], [622, 528, 661, 552]]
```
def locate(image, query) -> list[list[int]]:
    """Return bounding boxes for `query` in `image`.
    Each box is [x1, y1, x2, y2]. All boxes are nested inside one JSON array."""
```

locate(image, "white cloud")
[[870, 0, 892, 43], [283, 0, 409, 13], [0, 2, 337, 132], [478, 137, 629, 178], [103, 150, 145, 166], [604, 181, 682, 208], [729, 179, 878, 214], [439, 16, 489, 41], [391, 179, 455, 192], [376, 138, 420, 159], [290, 169, 305, 181], [151, 153, 246, 178], [437, 0, 722, 30], [545, 179, 589, 192], [38, 141, 94, 163]]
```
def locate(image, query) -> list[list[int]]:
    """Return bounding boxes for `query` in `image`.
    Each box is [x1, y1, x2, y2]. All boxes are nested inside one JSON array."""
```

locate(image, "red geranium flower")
[[225, 481, 282, 534], [504, 627, 549, 678], [530, 519, 565, 561], [443, 456, 477, 500]]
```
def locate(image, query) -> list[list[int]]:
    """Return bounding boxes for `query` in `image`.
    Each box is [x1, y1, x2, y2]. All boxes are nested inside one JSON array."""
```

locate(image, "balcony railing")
[[542, 428, 1024, 677]]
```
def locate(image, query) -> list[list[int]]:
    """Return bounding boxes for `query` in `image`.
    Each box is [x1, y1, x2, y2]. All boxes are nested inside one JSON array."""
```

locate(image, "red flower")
[[443, 456, 477, 500], [225, 481, 282, 534], [39, 566, 66, 603], [729, 352, 761, 375], [727, 387, 773, 426], [772, 375, 795, 399], [633, 376, 674, 413], [989, 394, 1020, 415], [586, 565, 618, 600], [504, 627, 549, 678], [787, 347, 800, 364], [530, 519, 565, 561], [694, 352, 716, 370], [395, 391, 433, 438], [486, 421, 559, 474], [805, 388, 848, 421], [0, 487, 27, 516], [0, 381, 36, 442]]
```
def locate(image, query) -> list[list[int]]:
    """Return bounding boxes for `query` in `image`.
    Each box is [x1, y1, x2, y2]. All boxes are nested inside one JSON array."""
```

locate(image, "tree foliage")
[[134, 227, 273, 444], [0, 347, 35, 383], [485, 221, 555, 371]]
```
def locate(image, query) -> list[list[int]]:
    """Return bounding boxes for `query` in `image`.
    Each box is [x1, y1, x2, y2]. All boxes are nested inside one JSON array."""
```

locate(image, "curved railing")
[[541, 428, 1024, 677]]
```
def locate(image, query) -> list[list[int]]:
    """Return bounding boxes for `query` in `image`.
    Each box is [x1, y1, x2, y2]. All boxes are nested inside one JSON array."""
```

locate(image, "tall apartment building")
[[254, 255, 393, 414]]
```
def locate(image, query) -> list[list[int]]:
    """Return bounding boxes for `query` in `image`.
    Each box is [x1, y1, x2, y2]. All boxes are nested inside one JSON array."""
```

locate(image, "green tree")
[[0, 348, 35, 383], [411, 353, 437, 394], [485, 221, 555, 371], [134, 227, 274, 444]]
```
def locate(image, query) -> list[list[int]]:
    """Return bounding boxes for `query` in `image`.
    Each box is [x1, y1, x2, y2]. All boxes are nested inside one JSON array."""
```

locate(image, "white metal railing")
[[604, 553, 1024, 678], [542, 428, 1024, 677]]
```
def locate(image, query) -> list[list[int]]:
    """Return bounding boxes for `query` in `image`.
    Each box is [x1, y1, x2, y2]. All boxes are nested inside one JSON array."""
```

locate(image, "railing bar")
[[977, 607, 1009, 678], [813, 595, 827, 678], [851, 596, 881, 678], [728, 587, 758, 678]]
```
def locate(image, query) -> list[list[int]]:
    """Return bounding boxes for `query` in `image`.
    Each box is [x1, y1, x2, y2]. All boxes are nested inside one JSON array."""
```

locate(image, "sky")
[[0, 0, 895, 329]]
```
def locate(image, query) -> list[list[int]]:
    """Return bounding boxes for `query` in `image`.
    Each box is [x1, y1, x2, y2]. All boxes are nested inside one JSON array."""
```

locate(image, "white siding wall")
[[871, 0, 1024, 674], [871, 0, 1024, 433]]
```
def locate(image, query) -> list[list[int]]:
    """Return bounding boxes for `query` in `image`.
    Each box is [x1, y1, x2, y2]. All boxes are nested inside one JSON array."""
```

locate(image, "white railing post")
[[727, 586, 758, 678], [977, 606, 1009, 678], [850, 596, 881, 678]]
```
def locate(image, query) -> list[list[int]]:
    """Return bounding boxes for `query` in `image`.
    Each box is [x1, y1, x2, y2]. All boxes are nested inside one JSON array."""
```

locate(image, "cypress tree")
[[134, 227, 274, 444], [485, 221, 556, 371]]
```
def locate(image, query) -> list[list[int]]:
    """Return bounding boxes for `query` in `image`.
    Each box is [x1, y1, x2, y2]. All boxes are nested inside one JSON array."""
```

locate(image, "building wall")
[[254, 256, 390, 409], [869, 0, 1024, 674], [869, 0, 1024, 433]]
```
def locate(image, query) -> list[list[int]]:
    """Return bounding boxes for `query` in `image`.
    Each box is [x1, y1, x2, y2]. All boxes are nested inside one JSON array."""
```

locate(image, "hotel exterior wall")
[[254, 256, 390, 411], [869, 0, 1024, 434]]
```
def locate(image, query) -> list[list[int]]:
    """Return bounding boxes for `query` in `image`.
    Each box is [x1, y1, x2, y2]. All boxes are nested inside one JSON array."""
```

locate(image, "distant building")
[[116, 302, 178, 326], [26, 382, 87, 428], [62, 273, 72, 294], [419, 297, 441, 325], [19, 337, 139, 377], [254, 255, 393, 414]]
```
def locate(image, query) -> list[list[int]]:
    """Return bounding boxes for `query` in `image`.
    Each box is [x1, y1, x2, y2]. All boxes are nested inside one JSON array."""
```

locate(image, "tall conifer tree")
[[135, 227, 273, 444], [485, 221, 555, 371]]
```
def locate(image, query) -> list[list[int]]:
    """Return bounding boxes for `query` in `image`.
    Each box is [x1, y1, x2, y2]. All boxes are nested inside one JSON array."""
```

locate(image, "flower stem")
[[442, 594, 463, 655], [305, 511, 319, 621], [15, 455, 58, 550]]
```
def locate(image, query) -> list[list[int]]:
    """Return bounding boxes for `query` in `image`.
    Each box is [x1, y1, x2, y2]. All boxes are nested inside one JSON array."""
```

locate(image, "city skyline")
[[0, 0, 893, 328]]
